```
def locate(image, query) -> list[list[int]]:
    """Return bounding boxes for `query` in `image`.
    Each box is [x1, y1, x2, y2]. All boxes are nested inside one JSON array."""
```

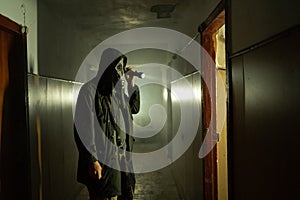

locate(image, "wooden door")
[[0, 14, 31, 199]]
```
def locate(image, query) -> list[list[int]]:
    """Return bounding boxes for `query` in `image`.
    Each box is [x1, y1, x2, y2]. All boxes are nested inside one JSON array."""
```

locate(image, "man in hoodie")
[[74, 48, 140, 200]]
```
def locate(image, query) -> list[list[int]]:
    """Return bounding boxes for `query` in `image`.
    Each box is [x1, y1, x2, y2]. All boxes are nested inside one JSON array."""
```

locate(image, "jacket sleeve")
[[128, 85, 140, 114], [74, 84, 98, 163]]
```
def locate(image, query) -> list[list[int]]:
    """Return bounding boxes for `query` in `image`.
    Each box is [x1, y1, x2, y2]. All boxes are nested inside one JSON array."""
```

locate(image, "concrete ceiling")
[[41, 0, 207, 45], [38, 0, 220, 80]]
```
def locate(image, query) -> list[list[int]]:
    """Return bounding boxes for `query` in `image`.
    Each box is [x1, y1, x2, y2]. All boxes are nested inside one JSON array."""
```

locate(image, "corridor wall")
[[171, 72, 204, 200], [28, 74, 83, 200], [229, 0, 300, 199]]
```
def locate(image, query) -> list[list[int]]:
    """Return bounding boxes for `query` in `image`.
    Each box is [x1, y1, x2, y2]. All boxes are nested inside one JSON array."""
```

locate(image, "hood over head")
[[96, 48, 127, 93]]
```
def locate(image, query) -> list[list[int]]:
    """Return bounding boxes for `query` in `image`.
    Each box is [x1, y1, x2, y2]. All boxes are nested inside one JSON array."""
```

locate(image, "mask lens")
[[116, 63, 123, 71]]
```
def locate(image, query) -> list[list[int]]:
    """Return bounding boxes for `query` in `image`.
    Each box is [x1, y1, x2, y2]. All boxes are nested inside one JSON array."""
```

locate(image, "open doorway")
[[215, 24, 228, 200], [200, 2, 228, 200]]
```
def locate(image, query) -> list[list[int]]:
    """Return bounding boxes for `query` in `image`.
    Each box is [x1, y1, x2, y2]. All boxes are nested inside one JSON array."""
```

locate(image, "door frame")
[[0, 13, 30, 199], [198, 1, 227, 199]]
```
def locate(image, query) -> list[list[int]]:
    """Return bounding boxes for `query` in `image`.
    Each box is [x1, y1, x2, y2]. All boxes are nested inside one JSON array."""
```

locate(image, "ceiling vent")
[[150, 4, 176, 19]]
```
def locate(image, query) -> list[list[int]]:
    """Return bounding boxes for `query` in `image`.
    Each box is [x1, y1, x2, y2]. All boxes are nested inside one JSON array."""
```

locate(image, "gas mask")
[[113, 58, 126, 90]]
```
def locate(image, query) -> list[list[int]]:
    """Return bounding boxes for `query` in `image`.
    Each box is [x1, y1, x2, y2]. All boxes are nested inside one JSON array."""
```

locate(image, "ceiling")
[[38, 0, 219, 80], [41, 0, 208, 46]]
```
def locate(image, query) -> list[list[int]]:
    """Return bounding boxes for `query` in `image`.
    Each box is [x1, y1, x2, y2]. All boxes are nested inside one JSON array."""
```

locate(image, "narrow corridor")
[[75, 166, 181, 200]]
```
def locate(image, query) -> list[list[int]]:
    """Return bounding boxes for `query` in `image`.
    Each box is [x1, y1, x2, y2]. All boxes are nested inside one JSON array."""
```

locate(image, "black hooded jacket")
[[74, 48, 140, 197]]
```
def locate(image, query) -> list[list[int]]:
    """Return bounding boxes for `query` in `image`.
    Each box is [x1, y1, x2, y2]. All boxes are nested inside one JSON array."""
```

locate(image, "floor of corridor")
[[75, 166, 182, 200], [76, 141, 182, 200]]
